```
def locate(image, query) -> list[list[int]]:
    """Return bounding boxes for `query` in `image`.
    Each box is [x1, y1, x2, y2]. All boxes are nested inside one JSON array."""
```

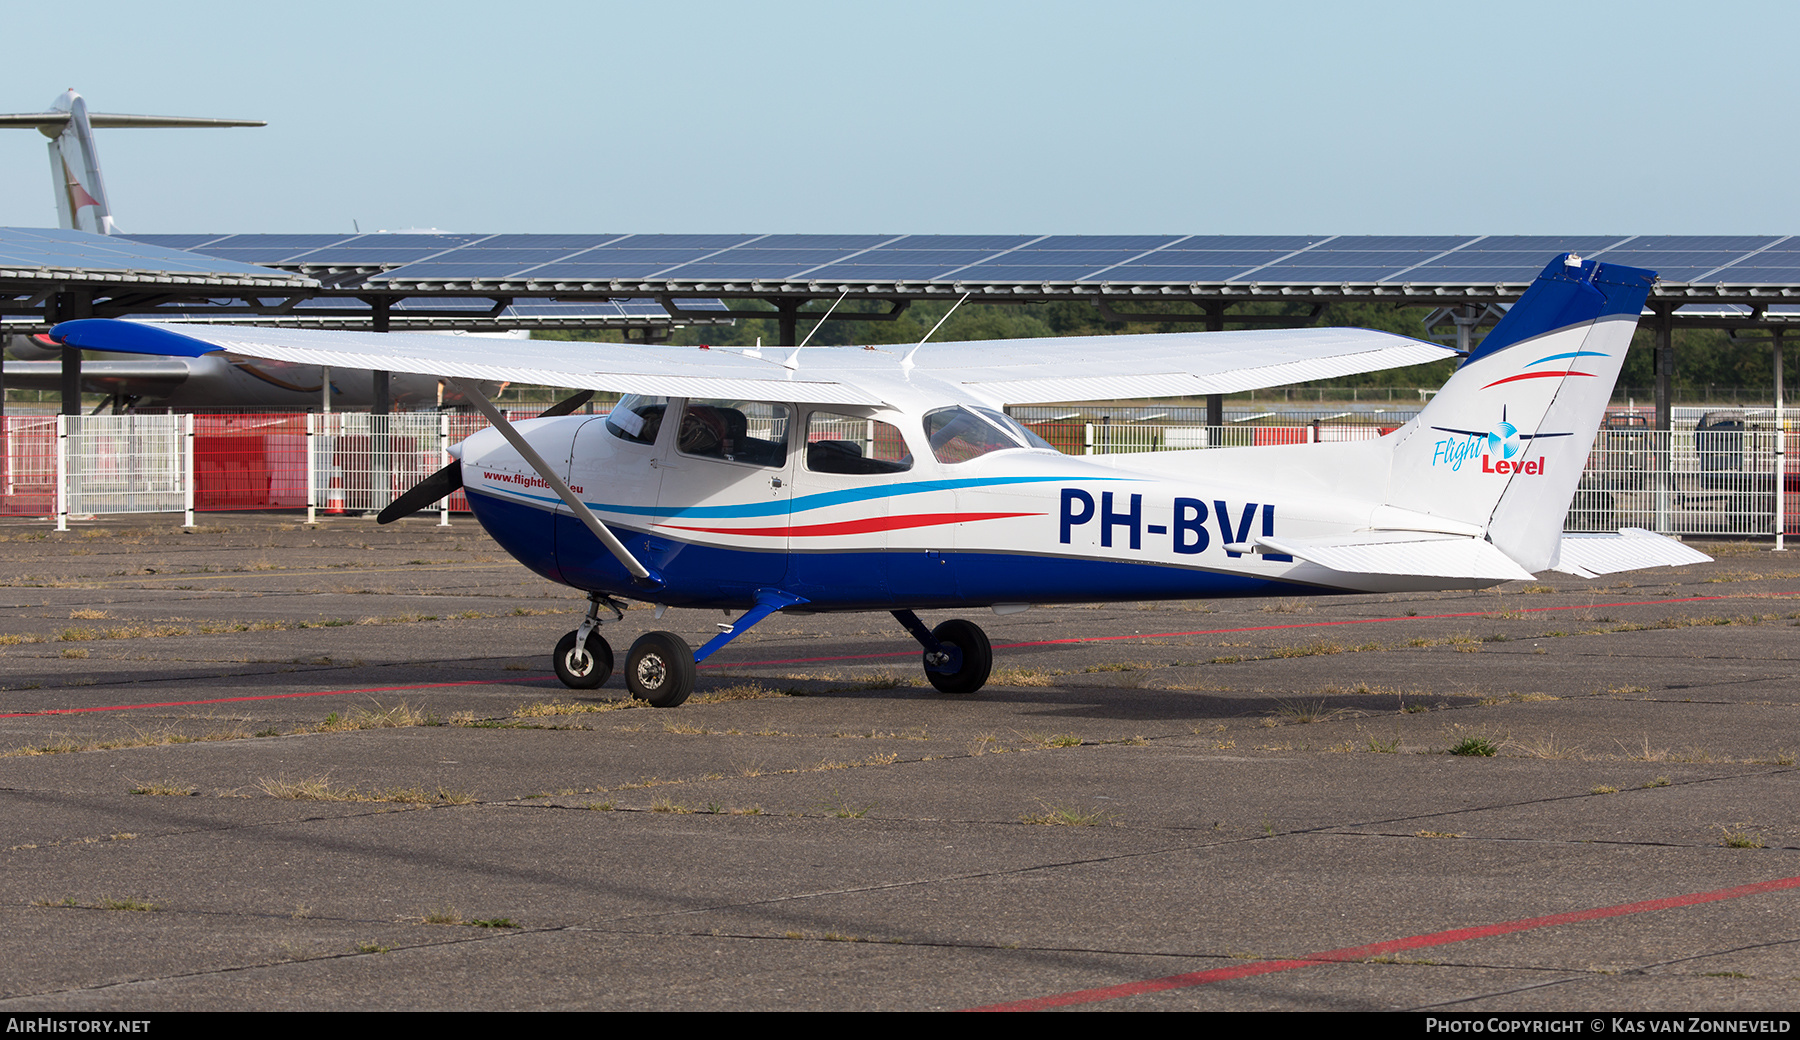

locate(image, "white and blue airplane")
[[50, 254, 1709, 707]]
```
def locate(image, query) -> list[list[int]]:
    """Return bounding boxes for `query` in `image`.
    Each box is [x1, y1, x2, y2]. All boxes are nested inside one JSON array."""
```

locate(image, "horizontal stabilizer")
[[1237, 532, 1535, 582], [1551, 529, 1713, 578], [0, 113, 263, 132]]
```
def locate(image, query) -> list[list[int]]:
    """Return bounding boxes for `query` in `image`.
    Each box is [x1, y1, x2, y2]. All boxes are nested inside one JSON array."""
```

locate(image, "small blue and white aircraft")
[[50, 254, 1709, 706]]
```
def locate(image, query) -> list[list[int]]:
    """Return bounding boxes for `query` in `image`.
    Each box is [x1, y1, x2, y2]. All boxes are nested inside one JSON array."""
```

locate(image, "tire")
[[553, 630, 613, 690], [626, 631, 696, 707], [923, 618, 992, 695]]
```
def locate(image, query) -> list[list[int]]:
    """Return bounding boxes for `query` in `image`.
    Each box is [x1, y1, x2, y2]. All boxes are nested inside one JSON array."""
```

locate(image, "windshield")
[[922, 406, 1054, 464]]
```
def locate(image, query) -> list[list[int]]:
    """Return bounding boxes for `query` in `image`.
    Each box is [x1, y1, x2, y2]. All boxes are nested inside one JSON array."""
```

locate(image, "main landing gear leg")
[[892, 610, 993, 695], [626, 589, 812, 709], [553, 592, 625, 690]]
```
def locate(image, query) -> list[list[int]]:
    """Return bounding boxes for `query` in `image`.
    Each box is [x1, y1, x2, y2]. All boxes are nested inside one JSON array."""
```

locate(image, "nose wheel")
[[553, 630, 614, 689], [553, 592, 628, 691], [626, 631, 696, 707]]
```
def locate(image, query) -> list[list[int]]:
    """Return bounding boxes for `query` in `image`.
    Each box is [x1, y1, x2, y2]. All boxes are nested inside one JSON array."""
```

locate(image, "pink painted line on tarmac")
[[703, 592, 1797, 669], [966, 873, 1800, 1011], [0, 676, 548, 718]]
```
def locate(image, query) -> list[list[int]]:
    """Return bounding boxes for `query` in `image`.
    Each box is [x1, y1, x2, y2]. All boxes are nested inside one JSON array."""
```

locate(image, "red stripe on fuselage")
[[1480, 369, 1594, 390], [659, 511, 1041, 538]]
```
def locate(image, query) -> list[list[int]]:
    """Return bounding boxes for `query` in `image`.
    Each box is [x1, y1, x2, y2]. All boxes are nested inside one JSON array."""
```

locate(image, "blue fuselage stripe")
[[481, 473, 1115, 519]]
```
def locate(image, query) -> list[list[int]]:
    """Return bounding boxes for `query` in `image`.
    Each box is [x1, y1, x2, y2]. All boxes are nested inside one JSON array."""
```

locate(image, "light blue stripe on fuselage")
[[479, 474, 1124, 519]]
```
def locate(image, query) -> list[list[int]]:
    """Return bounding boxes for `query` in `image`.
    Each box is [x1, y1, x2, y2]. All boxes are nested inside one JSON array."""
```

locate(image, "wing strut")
[[447, 377, 660, 586]]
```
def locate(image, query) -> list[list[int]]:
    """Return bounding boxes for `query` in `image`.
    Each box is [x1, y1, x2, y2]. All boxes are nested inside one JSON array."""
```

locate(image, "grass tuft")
[[1448, 735, 1499, 757], [1021, 804, 1108, 826], [1718, 824, 1766, 849]]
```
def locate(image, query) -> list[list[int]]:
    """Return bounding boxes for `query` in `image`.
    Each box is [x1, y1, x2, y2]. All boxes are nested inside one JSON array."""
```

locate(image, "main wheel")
[[553, 630, 613, 689], [626, 631, 696, 707], [923, 618, 992, 695]]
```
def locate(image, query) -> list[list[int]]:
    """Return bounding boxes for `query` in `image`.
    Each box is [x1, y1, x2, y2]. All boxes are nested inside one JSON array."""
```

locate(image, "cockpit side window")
[[677, 399, 790, 467], [922, 406, 1055, 464], [806, 412, 913, 475], [605, 395, 669, 446]]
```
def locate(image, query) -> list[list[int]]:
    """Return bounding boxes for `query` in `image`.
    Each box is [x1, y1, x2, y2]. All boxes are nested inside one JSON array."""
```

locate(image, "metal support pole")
[[1451, 305, 1478, 356], [182, 413, 195, 528], [776, 299, 802, 346], [1205, 304, 1225, 433], [1653, 308, 1674, 432], [60, 346, 81, 417], [305, 411, 317, 525], [1653, 308, 1674, 533], [437, 412, 451, 527], [370, 297, 391, 516], [53, 290, 92, 417], [1775, 328, 1786, 552], [55, 413, 67, 532]]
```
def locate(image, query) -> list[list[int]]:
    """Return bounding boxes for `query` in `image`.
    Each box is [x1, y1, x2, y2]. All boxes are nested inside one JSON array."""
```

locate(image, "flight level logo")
[[1487, 420, 1520, 462], [1431, 411, 1570, 475]]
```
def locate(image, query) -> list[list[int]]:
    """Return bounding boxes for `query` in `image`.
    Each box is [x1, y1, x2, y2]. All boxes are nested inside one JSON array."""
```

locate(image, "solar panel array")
[[0, 227, 311, 286], [125, 232, 1800, 288], [144, 294, 727, 327]]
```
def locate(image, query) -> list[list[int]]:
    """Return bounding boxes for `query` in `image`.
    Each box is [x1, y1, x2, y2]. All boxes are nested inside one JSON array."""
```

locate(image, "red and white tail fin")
[[0, 89, 264, 235], [45, 90, 114, 234]]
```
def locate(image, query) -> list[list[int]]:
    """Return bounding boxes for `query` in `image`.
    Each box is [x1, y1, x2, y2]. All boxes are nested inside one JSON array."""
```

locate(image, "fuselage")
[[457, 382, 1499, 613]]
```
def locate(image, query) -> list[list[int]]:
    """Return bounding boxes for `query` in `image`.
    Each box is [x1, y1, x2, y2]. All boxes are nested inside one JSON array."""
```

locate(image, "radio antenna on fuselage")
[[904, 292, 971, 369], [795, 289, 850, 350]]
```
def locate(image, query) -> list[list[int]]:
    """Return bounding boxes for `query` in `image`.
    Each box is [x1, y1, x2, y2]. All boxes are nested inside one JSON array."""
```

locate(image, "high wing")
[[901, 330, 1452, 403], [47, 320, 1454, 406]]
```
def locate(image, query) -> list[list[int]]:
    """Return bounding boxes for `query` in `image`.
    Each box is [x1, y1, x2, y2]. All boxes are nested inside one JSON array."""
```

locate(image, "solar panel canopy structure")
[[7, 228, 1798, 427], [116, 232, 724, 334], [0, 227, 311, 291], [126, 231, 1800, 340]]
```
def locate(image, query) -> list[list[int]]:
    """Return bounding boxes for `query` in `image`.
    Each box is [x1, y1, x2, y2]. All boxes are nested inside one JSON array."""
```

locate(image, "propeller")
[[375, 389, 598, 525]]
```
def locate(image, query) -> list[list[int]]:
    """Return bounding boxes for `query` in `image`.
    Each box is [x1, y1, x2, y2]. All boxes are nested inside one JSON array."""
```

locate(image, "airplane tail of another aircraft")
[[1376, 254, 1656, 572], [46, 90, 115, 235], [0, 90, 265, 235]]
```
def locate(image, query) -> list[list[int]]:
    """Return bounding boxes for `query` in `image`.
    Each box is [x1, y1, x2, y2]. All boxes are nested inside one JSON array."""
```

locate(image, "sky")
[[0, 0, 1791, 237]]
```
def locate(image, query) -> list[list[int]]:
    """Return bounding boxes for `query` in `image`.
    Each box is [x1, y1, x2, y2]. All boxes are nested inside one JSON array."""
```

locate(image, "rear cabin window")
[[805, 412, 912, 474], [676, 399, 790, 467]]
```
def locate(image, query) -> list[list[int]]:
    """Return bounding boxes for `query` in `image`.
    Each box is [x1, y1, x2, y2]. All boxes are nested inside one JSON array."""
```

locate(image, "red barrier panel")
[[192, 414, 308, 511], [0, 417, 57, 517]]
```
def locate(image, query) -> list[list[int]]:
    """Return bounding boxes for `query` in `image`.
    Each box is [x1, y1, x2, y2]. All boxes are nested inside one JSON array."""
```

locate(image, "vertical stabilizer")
[[1380, 254, 1656, 571], [46, 90, 114, 234], [0, 90, 264, 235]]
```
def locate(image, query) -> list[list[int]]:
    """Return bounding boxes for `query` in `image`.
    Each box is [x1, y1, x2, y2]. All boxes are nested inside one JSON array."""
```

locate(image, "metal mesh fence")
[[7, 410, 1796, 539], [61, 415, 186, 517], [1567, 428, 1792, 535], [1026, 422, 1391, 453], [1, 416, 57, 517]]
